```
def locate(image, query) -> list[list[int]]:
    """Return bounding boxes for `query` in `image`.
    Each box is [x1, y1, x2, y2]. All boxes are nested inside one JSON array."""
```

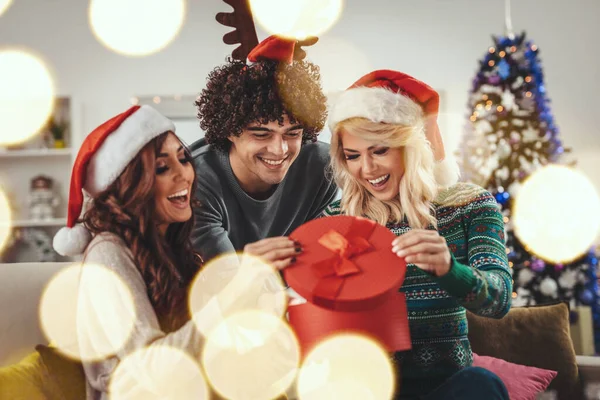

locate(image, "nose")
[[361, 154, 376, 176], [267, 134, 288, 157], [172, 160, 191, 183]]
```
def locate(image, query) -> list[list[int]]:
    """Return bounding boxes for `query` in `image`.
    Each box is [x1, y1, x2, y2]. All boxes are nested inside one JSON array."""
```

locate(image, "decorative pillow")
[[473, 353, 557, 400], [0, 351, 47, 400], [35, 345, 87, 400], [467, 302, 582, 399]]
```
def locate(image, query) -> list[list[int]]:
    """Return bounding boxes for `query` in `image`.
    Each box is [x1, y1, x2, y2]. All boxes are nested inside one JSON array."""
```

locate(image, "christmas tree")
[[459, 32, 600, 350]]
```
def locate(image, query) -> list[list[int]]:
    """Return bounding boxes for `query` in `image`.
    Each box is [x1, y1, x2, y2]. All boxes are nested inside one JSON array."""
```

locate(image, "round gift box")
[[285, 215, 406, 312], [284, 215, 412, 355]]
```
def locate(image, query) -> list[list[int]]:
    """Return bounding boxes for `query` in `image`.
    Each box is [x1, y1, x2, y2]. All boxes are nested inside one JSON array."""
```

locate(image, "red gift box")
[[284, 215, 412, 355]]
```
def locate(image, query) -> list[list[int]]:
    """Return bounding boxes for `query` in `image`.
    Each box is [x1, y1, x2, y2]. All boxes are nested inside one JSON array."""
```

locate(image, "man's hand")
[[391, 229, 452, 277], [243, 237, 302, 270]]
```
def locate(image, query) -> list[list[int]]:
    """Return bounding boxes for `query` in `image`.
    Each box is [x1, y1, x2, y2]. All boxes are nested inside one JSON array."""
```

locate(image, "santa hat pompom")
[[53, 224, 92, 256], [434, 155, 460, 187]]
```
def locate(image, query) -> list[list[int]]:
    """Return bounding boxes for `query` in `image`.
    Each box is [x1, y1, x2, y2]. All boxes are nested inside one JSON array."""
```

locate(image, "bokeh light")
[[0, 0, 12, 17], [513, 165, 600, 263], [89, 0, 186, 57], [0, 49, 55, 146], [39, 263, 136, 361], [0, 187, 12, 256], [310, 36, 372, 94], [297, 334, 395, 400], [188, 253, 287, 335], [249, 0, 343, 40], [110, 346, 209, 400], [202, 310, 300, 400]]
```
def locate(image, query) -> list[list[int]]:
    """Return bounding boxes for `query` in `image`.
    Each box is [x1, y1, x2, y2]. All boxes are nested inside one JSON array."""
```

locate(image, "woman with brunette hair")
[[53, 106, 207, 399], [324, 70, 512, 400]]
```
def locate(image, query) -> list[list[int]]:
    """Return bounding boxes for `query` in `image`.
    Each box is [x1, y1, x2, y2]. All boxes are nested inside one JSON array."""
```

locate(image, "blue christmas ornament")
[[581, 289, 594, 305], [497, 59, 511, 79], [495, 191, 510, 205]]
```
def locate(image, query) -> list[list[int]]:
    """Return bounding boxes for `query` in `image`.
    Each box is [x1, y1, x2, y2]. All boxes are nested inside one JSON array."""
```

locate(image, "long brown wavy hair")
[[81, 132, 201, 332]]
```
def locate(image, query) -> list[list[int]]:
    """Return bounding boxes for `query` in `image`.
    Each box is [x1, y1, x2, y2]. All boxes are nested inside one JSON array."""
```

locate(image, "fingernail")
[[396, 250, 406, 257], [295, 247, 302, 253], [291, 256, 297, 264], [405, 256, 413, 263], [293, 240, 301, 247], [392, 246, 399, 253]]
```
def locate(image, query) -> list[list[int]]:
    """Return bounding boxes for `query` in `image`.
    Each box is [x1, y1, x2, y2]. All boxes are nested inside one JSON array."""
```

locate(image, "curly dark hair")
[[196, 58, 327, 152], [81, 132, 202, 333]]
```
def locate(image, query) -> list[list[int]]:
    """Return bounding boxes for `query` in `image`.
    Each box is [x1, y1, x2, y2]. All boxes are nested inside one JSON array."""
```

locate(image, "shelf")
[[0, 148, 72, 158], [7, 218, 66, 228]]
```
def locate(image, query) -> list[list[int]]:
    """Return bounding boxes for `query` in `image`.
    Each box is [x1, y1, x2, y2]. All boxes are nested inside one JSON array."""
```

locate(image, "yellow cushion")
[[0, 351, 47, 400], [35, 345, 86, 400]]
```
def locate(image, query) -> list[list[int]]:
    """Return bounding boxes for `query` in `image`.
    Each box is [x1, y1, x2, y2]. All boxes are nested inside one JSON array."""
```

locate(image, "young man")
[[191, 36, 338, 268]]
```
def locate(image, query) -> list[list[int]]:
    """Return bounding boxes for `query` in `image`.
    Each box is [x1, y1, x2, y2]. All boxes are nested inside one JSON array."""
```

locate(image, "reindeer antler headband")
[[216, 0, 318, 61]]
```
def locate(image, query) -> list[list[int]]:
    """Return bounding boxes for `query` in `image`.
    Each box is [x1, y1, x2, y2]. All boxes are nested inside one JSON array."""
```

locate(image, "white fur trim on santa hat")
[[85, 105, 176, 196], [328, 86, 424, 132], [53, 224, 92, 256], [434, 154, 460, 187]]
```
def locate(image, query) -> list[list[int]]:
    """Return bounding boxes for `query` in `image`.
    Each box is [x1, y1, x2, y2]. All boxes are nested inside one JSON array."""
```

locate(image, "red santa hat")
[[247, 35, 296, 64], [53, 105, 175, 256], [328, 70, 459, 186], [247, 35, 317, 65]]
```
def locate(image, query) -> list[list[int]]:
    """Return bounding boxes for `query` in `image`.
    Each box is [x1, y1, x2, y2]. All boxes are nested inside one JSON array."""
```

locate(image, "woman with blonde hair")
[[324, 70, 512, 400]]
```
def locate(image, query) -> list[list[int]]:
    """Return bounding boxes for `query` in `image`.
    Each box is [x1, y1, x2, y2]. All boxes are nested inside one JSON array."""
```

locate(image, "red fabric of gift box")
[[284, 215, 412, 355]]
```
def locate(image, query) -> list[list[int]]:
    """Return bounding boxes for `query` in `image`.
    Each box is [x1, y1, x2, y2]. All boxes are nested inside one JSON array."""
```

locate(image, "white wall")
[[1, 0, 599, 195]]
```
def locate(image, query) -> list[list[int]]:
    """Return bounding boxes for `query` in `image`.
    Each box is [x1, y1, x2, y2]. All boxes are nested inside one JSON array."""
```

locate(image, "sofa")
[[2, 262, 600, 399]]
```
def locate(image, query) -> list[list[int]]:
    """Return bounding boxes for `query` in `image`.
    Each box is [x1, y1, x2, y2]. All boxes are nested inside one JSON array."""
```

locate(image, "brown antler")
[[216, 0, 259, 61]]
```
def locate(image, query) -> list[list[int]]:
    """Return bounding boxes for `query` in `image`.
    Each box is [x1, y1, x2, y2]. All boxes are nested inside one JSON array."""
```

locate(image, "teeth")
[[368, 175, 389, 184], [260, 157, 285, 166], [168, 188, 188, 199]]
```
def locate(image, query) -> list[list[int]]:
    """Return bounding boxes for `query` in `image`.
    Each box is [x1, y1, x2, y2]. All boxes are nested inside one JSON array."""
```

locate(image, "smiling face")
[[154, 132, 195, 234], [228, 114, 303, 195], [340, 129, 405, 202]]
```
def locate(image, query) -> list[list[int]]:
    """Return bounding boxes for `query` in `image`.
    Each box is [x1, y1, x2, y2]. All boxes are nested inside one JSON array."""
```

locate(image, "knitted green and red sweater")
[[323, 182, 512, 398]]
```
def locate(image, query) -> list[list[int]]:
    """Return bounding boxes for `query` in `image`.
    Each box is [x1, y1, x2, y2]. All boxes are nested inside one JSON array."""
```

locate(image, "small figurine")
[[28, 175, 59, 220]]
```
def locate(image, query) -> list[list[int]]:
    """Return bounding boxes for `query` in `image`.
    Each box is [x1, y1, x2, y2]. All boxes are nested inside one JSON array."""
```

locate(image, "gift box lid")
[[285, 215, 406, 312]]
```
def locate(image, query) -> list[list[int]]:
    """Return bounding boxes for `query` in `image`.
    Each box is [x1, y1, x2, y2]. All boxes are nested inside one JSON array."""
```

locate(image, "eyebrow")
[[157, 145, 183, 158], [343, 145, 380, 153], [247, 125, 304, 133]]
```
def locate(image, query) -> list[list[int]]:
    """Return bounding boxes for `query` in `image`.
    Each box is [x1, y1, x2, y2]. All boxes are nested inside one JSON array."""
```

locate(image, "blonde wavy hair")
[[330, 117, 438, 229]]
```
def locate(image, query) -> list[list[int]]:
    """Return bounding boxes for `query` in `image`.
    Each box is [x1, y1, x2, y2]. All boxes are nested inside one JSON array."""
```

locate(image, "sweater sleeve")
[[190, 177, 236, 262], [78, 235, 207, 393], [435, 190, 512, 319], [319, 199, 342, 218]]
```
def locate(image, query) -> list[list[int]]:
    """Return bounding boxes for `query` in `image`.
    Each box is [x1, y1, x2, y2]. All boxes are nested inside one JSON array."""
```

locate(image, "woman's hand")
[[243, 237, 302, 270], [391, 229, 452, 277]]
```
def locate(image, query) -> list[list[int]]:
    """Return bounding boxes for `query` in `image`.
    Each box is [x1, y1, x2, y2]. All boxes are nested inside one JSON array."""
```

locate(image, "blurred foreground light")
[[0, 49, 55, 146], [249, 0, 342, 40], [110, 346, 209, 400], [513, 165, 600, 263], [39, 263, 136, 361], [297, 334, 395, 400], [0, 0, 12, 17], [188, 253, 287, 335], [0, 187, 11, 255], [89, 0, 185, 56], [202, 310, 300, 400]]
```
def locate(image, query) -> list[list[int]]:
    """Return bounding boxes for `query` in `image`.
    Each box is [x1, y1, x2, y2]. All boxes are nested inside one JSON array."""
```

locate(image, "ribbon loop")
[[310, 218, 378, 303]]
